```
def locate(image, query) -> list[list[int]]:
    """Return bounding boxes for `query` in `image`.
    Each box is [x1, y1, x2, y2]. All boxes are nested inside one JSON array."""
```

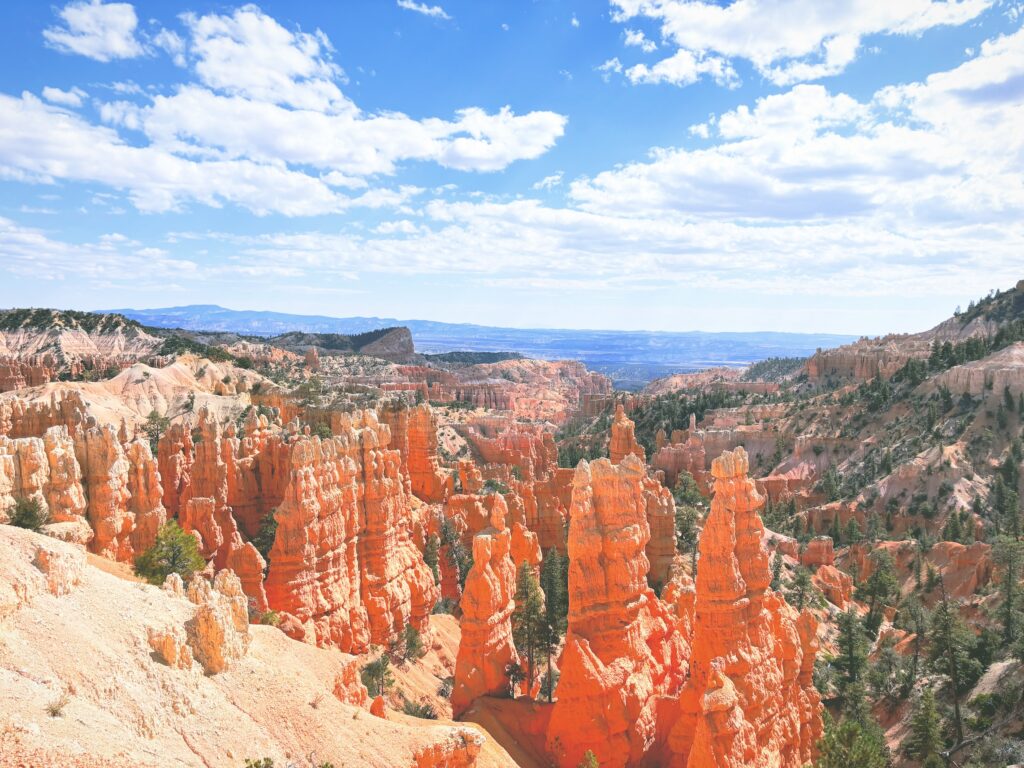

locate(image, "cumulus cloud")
[[3, 5, 566, 216], [610, 0, 993, 87], [43, 0, 145, 61], [163, 29, 1023, 300], [624, 28, 657, 52], [42, 86, 87, 107], [397, 0, 452, 20]]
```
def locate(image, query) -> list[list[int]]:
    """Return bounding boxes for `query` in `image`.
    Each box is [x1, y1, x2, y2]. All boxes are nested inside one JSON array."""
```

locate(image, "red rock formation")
[[546, 455, 687, 767], [124, 438, 167, 555], [813, 565, 853, 609], [800, 536, 835, 568], [0, 390, 87, 439], [379, 402, 452, 503], [75, 422, 134, 562], [265, 410, 438, 653], [609, 404, 645, 465], [464, 417, 558, 482], [668, 447, 822, 768], [358, 412, 439, 644], [530, 468, 574, 553], [510, 521, 542, 574], [452, 496, 518, 717], [643, 476, 676, 590], [651, 414, 709, 494], [264, 434, 370, 652], [157, 421, 194, 518]]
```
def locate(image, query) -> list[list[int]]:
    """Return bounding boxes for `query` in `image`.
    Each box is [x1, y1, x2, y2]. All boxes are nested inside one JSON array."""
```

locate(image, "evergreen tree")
[[424, 534, 440, 585], [539, 548, 567, 701], [834, 608, 869, 702], [770, 551, 784, 591], [829, 514, 842, 546], [361, 654, 394, 697], [993, 536, 1024, 645], [927, 586, 981, 743], [403, 623, 425, 661], [814, 713, 890, 768], [577, 751, 599, 768], [675, 501, 700, 563], [252, 510, 278, 564], [787, 566, 814, 611], [907, 687, 942, 762], [858, 550, 898, 635], [844, 518, 861, 545], [511, 562, 547, 691], [134, 521, 205, 585]]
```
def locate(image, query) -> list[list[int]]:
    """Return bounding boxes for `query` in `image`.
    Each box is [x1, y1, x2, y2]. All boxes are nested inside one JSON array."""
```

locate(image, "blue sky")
[[0, 0, 1022, 335]]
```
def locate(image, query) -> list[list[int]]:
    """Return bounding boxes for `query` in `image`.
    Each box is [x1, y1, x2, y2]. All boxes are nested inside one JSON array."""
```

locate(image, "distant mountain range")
[[100, 305, 858, 389]]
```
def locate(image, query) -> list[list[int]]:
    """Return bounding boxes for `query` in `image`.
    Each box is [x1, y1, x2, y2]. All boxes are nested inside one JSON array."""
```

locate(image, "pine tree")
[[770, 551, 784, 591], [927, 585, 982, 744], [814, 713, 889, 768], [360, 654, 394, 697], [858, 550, 898, 636], [907, 687, 942, 762], [424, 534, 440, 585], [577, 751, 599, 768], [539, 548, 567, 701], [787, 567, 814, 611], [134, 521, 205, 585], [844, 518, 861, 545], [834, 608, 869, 702], [511, 562, 547, 692], [993, 536, 1024, 645]]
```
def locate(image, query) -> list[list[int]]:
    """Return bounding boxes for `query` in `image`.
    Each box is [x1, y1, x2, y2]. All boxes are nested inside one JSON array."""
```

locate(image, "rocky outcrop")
[[800, 536, 835, 568], [265, 410, 438, 653], [452, 496, 518, 717], [651, 414, 709, 493], [379, 402, 452, 503], [0, 390, 87, 439], [124, 438, 167, 555], [546, 455, 687, 767], [510, 521, 542, 573], [75, 422, 133, 562], [669, 448, 822, 768], [157, 421, 194, 518], [609, 404, 645, 465], [644, 476, 676, 589], [185, 570, 251, 674]]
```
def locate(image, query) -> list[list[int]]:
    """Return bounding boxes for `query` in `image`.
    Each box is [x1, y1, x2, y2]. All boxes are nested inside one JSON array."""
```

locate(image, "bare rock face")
[[184, 570, 251, 674], [265, 410, 438, 654], [75, 422, 134, 562], [0, 390, 87, 439], [451, 495, 519, 717], [510, 521, 542, 572], [669, 447, 822, 768], [412, 728, 485, 768], [124, 438, 167, 555], [264, 434, 370, 652], [800, 536, 835, 568], [358, 412, 439, 644], [609, 404, 645, 465], [147, 624, 194, 670], [33, 542, 85, 596], [643, 476, 676, 590], [651, 414, 709, 493], [157, 421, 194, 518], [379, 402, 452, 503], [546, 456, 687, 767]]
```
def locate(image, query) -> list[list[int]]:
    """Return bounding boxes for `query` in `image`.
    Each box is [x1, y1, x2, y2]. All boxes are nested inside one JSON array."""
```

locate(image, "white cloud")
[[571, 14, 581, 28], [43, 0, 145, 62], [624, 28, 657, 52], [41, 86, 87, 107], [182, 6, 350, 113], [625, 49, 738, 87], [2, 6, 566, 216], [397, 0, 452, 20], [597, 57, 623, 82], [610, 0, 993, 87], [152, 27, 186, 67], [532, 172, 564, 190]]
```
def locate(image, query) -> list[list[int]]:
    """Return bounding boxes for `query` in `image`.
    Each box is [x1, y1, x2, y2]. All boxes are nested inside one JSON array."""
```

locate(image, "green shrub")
[[134, 521, 206, 585], [401, 698, 437, 719], [8, 496, 49, 531]]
